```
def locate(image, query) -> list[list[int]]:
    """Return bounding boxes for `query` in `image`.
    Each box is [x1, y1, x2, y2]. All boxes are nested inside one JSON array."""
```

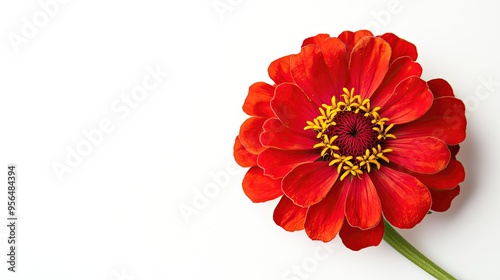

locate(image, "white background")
[[1, 0, 499, 279]]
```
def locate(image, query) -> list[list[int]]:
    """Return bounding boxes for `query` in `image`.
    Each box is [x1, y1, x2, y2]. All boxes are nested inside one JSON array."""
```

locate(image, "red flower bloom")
[[234, 30, 466, 251]]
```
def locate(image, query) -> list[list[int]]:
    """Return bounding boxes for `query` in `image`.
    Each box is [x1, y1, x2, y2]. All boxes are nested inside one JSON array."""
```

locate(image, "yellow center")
[[304, 88, 396, 180]]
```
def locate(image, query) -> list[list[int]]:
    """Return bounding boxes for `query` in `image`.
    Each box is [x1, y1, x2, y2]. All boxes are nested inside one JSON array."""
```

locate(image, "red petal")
[[260, 118, 316, 150], [273, 196, 308, 231], [430, 186, 460, 212], [428, 78, 455, 98], [257, 148, 319, 179], [302, 33, 330, 47], [394, 97, 466, 145], [304, 179, 350, 241], [338, 30, 374, 55], [371, 57, 423, 109], [243, 82, 275, 118], [378, 33, 418, 63], [320, 38, 349, 98], [282, 161, 339, 207], [291, 45, 336, 105], [370, 166, 431, 228], [271, 83, 319, 132], [268, 55, 293, 85], [379, 77, 433, 124], [413, 159, 465, 190], [345, 173, 382, 229], [349, 37, 391, 100], [242, 166, 282, 203], [233, 136, 257, 167], [238, 117, 267, 154], [387, 136, 450, 174], [339, 219, 384, 251]]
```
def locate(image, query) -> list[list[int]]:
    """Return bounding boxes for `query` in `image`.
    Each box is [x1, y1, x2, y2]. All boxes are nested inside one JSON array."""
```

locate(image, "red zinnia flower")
[[234, 30, 466, 251]]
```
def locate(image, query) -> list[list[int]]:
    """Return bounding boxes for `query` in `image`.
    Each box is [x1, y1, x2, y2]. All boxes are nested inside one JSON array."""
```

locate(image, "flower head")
[[234, 30, 466, 250]]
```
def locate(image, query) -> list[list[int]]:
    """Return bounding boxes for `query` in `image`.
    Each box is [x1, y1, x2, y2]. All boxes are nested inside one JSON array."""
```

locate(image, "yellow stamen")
[[341, 161, 363, 181], [304, 87, 396, 181], [329, 153, 353, 173]]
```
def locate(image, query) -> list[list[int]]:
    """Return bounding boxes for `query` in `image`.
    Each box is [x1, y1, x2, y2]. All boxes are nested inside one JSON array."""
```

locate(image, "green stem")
[[383, 219, 456, 280]]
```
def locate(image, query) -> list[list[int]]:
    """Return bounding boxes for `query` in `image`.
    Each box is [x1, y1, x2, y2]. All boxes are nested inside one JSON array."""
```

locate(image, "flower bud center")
[[331, 111, 378, 157], [304, 88, 396, 180]]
